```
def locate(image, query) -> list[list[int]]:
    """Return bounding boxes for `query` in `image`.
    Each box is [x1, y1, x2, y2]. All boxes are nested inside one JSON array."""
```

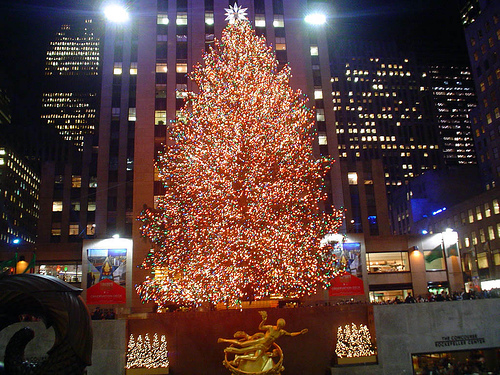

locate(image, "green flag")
[[425, 245, 444, 263], [0, 253, 18, 272], [22, 252, 36, 273], [446, 243, 458, 257]]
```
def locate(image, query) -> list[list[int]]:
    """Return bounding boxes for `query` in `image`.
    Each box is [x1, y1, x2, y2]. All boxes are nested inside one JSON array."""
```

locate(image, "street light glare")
[[104, 4, 130, 23], [305, 13, 326, 25]]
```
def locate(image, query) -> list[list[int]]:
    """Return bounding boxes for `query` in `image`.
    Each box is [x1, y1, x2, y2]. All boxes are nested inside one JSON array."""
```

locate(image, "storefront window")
[[413, 348, 500, 375], [369, 289, 412, 304], [366, 252, 409, 273], [36, 263, 82, 283]]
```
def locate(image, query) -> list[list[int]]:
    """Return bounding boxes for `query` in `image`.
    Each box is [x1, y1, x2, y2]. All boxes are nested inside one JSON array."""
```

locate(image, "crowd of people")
[[376, 288, 500, 305], [91, 307, 116, 320], [416, 350, 496, 375]]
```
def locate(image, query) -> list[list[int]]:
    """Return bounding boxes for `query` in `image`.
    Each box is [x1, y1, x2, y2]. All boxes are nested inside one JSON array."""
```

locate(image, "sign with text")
[[434, 334, 486, 348], [329, 273, 365, 296], [86, 248, 127, 304]]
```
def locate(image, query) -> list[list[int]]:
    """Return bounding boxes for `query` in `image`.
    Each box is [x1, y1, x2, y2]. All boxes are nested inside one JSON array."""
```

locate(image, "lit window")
[[155, 110, 166, 125], [494, 253, 500, 266], [464, 237, 470, 247], [471, 231, 478, 245], [156, 63, 168, 73], [157, 13, 169, 25], [273, 15, 284, 27], [488, 225, 495, 240], [113, 62, 122, 75], [494, 199, 500, 214], [348, 172, 358, 185], [87, 224, 95, 236], [314, 89, 323, 99], [51, 224, 61, 236], [486, 113, 492, 124], [485, 203, 491, 217], [468, 208, 474, 223], [176, 63, 187, 73], [130, 62, 137, 75], [205, 11, 214, 25], [255, 14, 265, 27], [316, 108, 325, 121], [476, 206, 483, 220], [176, 12, 187, 25], [89, 177, 97, 188], [477, 252, 488, 269], [52, 201, 63, 212], [128, 108, 137, 121], [275, 37, 286, 50], [71, 201, 80, 211], [480, 229, 486, 243], [71, 175, 81, 188], [318, 132, 327, 145], [69, 224, 80, 236], [310, 45, 319, 56], [88, 201, 96, 211]]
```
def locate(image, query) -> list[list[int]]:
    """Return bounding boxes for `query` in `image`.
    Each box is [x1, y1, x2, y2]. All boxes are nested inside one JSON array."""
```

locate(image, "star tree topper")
[[224, 3, 248, 24]]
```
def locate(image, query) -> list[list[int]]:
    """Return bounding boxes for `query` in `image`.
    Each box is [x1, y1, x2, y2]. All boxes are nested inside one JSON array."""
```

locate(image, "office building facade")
[[461, 0, 500, 189]]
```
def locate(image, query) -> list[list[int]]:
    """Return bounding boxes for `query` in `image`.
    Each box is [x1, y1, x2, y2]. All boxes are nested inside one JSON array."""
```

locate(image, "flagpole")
[[441, 234, 451, 294]]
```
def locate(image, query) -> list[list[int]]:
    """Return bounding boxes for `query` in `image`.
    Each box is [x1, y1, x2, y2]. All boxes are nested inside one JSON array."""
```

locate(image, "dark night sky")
[[0, 0, 469, 127]]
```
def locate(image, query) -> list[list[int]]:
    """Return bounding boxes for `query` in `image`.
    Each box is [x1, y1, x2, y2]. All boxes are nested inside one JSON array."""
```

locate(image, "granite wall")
[[1, 299, 499, 375]]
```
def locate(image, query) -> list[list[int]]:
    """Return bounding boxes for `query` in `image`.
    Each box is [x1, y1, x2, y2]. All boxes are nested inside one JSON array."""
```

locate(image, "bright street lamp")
[[104, 4, 130, 23], [304, 13, 326, 25]]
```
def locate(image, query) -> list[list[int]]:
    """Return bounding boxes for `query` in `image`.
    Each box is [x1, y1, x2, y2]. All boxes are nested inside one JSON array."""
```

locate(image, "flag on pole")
[[445, 243, 458, 257], [425, 244, 444, 263]]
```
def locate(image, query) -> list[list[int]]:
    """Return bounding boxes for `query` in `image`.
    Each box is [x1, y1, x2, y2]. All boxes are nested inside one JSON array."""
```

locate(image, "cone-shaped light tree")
[[136, 19, 343, 307]]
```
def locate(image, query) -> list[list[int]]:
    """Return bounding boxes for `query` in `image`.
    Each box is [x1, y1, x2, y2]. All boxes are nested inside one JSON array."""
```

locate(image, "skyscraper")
[[460, 0, 500, 189], [42, 19, 100, 152], [428, 65, 477, 166], [0, 88, 40, 248], [34, 15, 102, 280]]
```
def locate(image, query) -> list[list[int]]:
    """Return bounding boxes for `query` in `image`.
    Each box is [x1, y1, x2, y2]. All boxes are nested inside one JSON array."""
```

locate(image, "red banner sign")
[[87, 278, 126, 305], [329, 273, 365, 296]]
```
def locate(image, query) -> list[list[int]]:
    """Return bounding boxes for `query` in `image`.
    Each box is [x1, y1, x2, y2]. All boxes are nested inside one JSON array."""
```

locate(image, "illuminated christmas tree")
[[335, 323, 375, 358], [126, 333, 169, 369], [137, 16, 343, 308]]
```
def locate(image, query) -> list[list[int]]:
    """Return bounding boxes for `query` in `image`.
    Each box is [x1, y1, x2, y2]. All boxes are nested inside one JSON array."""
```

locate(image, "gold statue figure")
[[218, 311, 308, 374]]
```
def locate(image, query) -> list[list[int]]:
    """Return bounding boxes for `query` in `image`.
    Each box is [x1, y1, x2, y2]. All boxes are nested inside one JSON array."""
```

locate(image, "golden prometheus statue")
[[218, 310, 308, 374]]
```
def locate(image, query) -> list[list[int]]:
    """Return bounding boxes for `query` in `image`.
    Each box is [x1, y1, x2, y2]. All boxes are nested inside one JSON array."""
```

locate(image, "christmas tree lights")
[[335, 323, 375, 358], [126, 333, 169, 369], [137, 19, 343, 308]]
